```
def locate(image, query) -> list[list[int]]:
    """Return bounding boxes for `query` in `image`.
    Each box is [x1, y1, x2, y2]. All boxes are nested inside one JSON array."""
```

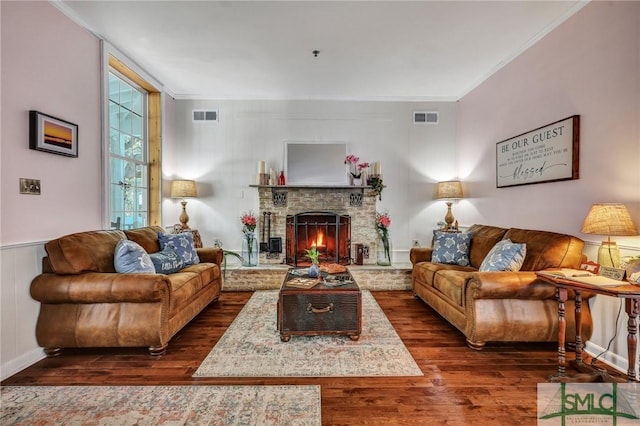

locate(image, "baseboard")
[[1, 347, 45, 382], [584, 340, 637, 378]]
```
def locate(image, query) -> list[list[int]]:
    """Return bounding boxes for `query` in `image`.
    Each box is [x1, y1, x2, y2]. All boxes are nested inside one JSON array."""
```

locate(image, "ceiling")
[[55, 1, 586, 101]]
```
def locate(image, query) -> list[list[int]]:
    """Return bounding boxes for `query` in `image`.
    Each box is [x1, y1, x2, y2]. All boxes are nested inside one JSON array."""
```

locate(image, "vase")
[[353, 178, 362, 186], [377, 234, 392, 266], [308, 263, 321, 278], [241, 232, 258, 267]]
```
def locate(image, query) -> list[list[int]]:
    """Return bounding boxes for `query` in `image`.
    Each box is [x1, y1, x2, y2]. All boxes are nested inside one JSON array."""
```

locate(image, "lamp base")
[[179, 200, 190, 230], [597, 241, 620, 268]]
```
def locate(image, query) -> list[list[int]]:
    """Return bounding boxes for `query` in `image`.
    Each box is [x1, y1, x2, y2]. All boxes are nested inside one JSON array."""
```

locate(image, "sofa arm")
[[410, 247, 433, 265], [196, 247, 223, 266], [30, 272, 170, 304], [466, 271, 558, 299]]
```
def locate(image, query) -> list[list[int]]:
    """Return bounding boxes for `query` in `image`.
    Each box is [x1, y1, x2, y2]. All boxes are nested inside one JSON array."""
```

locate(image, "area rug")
[[194, 290, 422, 377], [1, 385, 320, 425]]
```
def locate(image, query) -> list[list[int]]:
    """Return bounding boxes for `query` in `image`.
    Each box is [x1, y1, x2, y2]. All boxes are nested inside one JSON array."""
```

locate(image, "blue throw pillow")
[[114, 239, 155, 273], [431, 231, 472, 266], [158, 232, 200, 266], [149, 246, 185, 274], [479, 239, 527, 272]]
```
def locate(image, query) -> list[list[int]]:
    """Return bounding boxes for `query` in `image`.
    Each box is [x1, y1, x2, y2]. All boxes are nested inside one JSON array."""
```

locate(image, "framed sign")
[[496, 115, 579, 188], [29, 110, 78, 157]]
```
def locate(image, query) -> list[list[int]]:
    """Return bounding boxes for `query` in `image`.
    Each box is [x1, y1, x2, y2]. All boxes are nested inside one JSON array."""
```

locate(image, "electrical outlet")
[[412, 240, 420, 247], [363, 245, 369, 259]]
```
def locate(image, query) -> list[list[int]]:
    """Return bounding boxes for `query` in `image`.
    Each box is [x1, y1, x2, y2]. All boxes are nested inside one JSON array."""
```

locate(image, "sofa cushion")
[[114, 239, 155, 273], [466, 224, 509, 269], [503, 228, 585, 271], [158, 232, 200, 266], [149, 246, 185, 274], [124, 226, 165, 254], [479, 239, 527, 272], [45, 230, 127, 274], [431, 231, 472, 266], [432, 270, 470, 308]]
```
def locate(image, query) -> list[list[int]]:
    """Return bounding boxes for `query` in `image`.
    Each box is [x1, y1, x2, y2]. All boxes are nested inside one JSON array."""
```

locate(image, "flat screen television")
[[284, 141, 349, 185]]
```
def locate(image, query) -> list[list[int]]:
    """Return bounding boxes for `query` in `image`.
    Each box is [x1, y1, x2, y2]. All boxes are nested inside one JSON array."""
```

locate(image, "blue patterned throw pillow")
[[149, 246, 185, 274], [479, 239, 527, 272], [114, 239, 155, 273], [158, 232, 200, 266], [431, 231, 472, 266]]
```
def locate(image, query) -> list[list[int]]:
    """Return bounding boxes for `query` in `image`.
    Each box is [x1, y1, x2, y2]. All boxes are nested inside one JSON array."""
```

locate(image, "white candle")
[[257, 161, 266, 174]]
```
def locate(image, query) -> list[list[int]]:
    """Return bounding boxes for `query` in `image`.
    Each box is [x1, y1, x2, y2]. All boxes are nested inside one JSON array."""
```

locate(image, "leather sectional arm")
[[196, 247, 224, 266], [30, 272, 171, 304], [410, 247, 433, 265]]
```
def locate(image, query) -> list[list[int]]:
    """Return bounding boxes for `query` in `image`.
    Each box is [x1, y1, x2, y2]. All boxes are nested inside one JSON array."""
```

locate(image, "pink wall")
[[1, 1, 102, 245], [456, 1, 640, 246]]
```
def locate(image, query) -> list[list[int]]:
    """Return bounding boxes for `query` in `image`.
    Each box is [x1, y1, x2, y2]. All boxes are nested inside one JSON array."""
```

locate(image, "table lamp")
[[435, 180, 464, 231], [580, 203, 638, 268], [170, 179, 198, 230]]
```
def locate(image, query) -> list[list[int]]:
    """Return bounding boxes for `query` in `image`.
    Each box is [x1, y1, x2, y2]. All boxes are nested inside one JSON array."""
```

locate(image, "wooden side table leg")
[[550, 287, 568, 382], [574, 290, 584, 365], [626, 298, 639, 382]]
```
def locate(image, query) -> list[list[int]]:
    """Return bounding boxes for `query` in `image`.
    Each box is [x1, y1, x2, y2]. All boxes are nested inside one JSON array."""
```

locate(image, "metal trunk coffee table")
[[277, 268, 362, 342]]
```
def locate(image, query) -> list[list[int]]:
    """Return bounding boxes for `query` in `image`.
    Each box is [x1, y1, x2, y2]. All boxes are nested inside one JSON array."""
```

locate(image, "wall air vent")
[[192, 109, 218, 122], [413, 111, 439, 125]]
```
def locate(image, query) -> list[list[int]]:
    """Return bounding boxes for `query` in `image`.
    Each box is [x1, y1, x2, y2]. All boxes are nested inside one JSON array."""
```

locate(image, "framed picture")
[[29, 110, 78, 157], [496, 115, 579, 188]]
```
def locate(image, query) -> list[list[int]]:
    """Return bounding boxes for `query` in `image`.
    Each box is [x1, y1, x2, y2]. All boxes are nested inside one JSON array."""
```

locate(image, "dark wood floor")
[[2, 291, 618, 425]]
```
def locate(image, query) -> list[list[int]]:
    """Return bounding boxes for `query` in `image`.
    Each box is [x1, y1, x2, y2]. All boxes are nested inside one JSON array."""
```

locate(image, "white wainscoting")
[[1, 242, 47, 381], [582, 241, 640, 379]]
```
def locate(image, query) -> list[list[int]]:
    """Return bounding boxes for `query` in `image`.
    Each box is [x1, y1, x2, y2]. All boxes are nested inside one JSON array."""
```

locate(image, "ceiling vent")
[[192, 109, 218, 123], [413, 111, 439, 125]]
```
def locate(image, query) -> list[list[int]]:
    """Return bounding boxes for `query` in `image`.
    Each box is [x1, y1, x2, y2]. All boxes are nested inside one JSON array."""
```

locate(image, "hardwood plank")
[[1, 291, 625, 424]]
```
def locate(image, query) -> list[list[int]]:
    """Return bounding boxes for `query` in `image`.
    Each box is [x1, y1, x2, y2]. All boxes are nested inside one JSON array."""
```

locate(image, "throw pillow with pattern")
[[431, 231, 472, 266], [114, 239, 155, 273], [158, 232, 200, 265], [479, 239, 527, 272], [149, 245, 185, 274]]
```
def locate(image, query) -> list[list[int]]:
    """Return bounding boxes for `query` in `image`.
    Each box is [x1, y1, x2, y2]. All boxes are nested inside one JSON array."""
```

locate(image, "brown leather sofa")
[[30, 226, 223, 356], [410, 224, 594, 350]]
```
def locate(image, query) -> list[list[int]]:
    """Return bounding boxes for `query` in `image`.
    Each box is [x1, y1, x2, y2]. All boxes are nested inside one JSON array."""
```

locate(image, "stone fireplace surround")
[[254, 185, 379, 266]]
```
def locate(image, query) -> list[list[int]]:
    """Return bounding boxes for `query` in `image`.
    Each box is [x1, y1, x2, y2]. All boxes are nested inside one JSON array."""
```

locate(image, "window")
[[108, 71, 148, 230], [103, 48, 162, 230]]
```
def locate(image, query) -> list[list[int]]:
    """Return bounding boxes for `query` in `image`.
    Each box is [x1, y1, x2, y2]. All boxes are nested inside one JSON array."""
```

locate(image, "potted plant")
[[305, 247, 321, 278]]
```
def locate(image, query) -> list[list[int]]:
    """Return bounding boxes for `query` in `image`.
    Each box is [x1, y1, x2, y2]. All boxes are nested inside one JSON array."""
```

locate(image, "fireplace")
[[286, 212, 351, 266]]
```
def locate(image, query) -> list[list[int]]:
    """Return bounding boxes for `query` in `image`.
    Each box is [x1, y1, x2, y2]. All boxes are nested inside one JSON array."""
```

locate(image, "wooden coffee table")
[[277, 268, 362, 342]]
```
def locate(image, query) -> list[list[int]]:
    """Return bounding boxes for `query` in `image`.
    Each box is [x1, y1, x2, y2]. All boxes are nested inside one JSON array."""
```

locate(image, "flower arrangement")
[[376, 211, 392, 265], [370, 176, 386, 200], [241, 211, 257, 234], [344, 155, 369, 179], [240, 211, 257, 266]]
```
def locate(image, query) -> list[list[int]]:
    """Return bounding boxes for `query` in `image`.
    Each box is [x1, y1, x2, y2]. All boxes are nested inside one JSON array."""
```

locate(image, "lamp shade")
[[435, 181, 463, 199], [580, 203, 638, 236], [170, 180, 197, 198]]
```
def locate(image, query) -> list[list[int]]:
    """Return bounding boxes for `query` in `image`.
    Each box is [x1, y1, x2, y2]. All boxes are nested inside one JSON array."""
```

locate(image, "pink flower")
[[376, 212, 391, 230], [357, 162, 370, 170], [344, 155, 359, 165], [241, 211, 257, 233]]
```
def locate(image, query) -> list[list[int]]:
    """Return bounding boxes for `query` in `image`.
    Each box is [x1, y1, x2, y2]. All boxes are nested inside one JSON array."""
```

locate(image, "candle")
[[257, 161, 266, 174]]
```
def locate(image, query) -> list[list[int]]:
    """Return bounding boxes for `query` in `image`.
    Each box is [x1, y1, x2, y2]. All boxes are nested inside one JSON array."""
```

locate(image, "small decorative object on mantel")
[[344, 155, 369, 186], [376, 211, 392, 266], [241, 211, 258, 267], [370, 176, 385, 200]]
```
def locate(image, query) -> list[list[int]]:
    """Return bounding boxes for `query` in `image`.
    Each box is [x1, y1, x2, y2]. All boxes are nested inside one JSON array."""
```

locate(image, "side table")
[[170, 226, 203, 248], [536, 271, 640, 383]]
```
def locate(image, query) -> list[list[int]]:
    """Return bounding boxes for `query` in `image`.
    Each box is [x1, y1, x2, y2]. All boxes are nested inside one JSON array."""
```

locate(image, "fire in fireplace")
[[286, 212, 351, 266]]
